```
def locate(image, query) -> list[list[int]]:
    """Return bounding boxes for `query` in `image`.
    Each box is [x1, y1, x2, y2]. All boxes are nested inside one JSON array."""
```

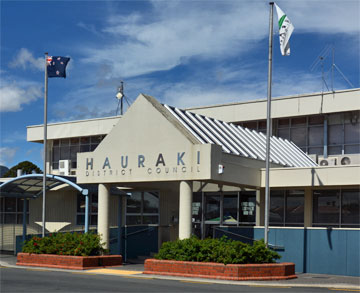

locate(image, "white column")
[[98, 183, 110, 249], [179, 181, 193, 240]]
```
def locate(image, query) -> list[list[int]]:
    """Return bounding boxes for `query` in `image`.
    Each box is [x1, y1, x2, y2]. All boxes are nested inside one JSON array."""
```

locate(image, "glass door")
[[204, 193, 221, 238]]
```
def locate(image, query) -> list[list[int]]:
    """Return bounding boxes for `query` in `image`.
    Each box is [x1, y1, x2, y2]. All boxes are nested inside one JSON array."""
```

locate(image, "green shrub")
[[155, 236, 280, 265], [22, 232, 108, 256]]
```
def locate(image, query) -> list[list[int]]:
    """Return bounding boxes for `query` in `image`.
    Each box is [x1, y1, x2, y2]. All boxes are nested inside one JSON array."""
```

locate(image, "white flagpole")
[[42, 52, 49, 237], [264, 2, 274, 247]]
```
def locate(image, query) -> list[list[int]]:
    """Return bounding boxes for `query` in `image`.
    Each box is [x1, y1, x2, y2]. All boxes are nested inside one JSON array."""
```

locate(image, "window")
[[238, 120, 267, 134], [223, 194, 238, 224], [126, 191, 159, 225], [341, 190, 360, 227], [76, 193, 98, 226], [237, 111, 359, 157], [270, 190, 304, 226], [196, 191, 256, 226], [52, 135, 105, 170], [270, 191, 284, 225], [275, 116, 324, 155], [204, 193, 220, 223], [239, 191, 256, 224], [192, 193, 202, 223], [0, 197, 29, 224], [313, 189, 360, 228], [327, 111, 360, 155]]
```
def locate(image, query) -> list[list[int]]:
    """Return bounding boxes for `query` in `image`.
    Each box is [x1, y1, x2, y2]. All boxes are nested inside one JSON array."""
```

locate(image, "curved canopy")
[[0, 174, 88, 199]]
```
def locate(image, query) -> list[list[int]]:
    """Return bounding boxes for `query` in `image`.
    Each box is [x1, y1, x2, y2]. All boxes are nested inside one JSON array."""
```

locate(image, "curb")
[[1, 261, 359, 290], [144, 259, 297, 281]]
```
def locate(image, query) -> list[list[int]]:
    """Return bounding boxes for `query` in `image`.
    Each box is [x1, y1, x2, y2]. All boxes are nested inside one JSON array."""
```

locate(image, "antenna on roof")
[[116, 81, 124, 115], [310, 45, 354, 92], [115, 81, 132, 116]]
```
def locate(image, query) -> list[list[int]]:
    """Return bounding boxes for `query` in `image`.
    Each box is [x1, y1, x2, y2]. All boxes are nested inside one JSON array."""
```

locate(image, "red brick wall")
[[17, 253, 122, 270], [144, 259, 296, 281]]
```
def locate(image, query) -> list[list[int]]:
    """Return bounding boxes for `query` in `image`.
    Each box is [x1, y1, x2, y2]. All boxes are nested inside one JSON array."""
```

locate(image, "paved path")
[[1, 253, 359, 290]]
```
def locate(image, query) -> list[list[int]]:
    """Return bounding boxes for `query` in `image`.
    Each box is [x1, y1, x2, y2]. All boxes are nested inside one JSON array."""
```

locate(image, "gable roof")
[[164, 104, 317, 168]]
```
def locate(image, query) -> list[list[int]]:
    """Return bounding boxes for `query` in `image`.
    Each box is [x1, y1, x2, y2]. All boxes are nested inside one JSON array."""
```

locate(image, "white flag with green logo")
[[275, 3, 294, 56]]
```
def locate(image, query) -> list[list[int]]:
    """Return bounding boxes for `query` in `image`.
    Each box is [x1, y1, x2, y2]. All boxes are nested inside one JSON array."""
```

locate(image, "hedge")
[[22, 232, 108, 256], [155, 236, 281, 265]]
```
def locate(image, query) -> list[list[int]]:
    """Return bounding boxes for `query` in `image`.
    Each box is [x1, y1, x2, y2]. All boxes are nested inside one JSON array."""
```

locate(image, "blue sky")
[[0, 0, 359, 170]]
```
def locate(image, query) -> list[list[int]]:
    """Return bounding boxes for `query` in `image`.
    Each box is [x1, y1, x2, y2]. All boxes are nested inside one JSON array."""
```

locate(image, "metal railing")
[[109, 225, 157, 263], [213, 226, 284, 250]]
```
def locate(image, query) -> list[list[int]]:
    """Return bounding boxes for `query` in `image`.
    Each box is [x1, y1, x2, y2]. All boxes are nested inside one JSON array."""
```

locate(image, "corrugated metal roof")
[[164, 104, 317, 168]]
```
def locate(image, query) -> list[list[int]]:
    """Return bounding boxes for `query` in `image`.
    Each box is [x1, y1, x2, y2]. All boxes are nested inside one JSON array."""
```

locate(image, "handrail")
[[109, 226, 158, 263], [213, 226, 257, 242], [109, 226, 155, 242], [213, 227, 284, 250], [124, 226, 155, 238]]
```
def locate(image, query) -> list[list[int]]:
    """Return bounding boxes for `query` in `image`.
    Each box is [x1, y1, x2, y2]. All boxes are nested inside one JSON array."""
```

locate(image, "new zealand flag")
[[47, 56, 70, 78]]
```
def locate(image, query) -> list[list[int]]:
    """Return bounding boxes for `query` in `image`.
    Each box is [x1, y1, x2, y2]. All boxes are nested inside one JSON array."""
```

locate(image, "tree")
[[3, 161, 42, 177]]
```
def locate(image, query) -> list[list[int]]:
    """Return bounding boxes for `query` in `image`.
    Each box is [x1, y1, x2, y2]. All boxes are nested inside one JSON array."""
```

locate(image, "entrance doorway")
[[192, 191, 256, 239]]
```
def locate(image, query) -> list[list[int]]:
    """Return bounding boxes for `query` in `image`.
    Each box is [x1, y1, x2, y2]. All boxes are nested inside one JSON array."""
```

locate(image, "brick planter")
[[17, 253, 122, 270], [144, 259, 297, 281]]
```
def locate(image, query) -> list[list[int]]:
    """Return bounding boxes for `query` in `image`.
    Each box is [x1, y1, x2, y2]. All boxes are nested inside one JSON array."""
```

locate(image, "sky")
[[0, 0, 359, 170]]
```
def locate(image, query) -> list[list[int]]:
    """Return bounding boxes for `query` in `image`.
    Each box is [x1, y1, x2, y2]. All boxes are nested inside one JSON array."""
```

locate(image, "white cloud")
[[51, 84, 119, 121], [82, 1, 267, 78], [9, 48, 43, 71], [77, 21, 101, 36], [154, 71, 339, 109], [0, 80, 42, 112], [284, 1, 359, 34], [47, 0, 358, 121], [0, 147, 17, 166], [2, 131, 26, 143], [79, 1, 359, 79]]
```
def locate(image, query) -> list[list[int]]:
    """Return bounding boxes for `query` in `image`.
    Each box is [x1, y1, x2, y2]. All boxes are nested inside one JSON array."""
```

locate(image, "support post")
[[42, 52, 49, 238], [117, 195, 122, 255], [256, 189, 265, 226], [98, 183, 110, 249], [264, 2, 274, 246], [179, 181, 193, 240], [22, 199, 27, 244], [324, 116, 328, 158], [84, 194, 89, 233]]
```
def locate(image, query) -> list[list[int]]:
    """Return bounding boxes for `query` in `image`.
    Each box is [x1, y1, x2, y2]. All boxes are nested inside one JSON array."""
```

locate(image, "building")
[[1, 88, 359, 276]]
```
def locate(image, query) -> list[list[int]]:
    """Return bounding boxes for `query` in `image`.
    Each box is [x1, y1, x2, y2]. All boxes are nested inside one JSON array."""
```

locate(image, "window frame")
[[76, 192, 98, 226], [52, 135, 105, 170], [125, 191, 159, 226], [269, 189, 305, 227], [0, 197, 29, 224], [312, 189, 360, 228]]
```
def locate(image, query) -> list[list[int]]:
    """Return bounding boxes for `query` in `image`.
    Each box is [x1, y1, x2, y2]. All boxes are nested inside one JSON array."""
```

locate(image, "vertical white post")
[[42, 52, 49, 238], [264, 2, 274, 246], [98, 183, 110, 249], [179, 181, 193, 240]]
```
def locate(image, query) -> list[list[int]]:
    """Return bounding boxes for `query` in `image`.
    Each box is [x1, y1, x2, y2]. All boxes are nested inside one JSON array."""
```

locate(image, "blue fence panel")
[[213, 226, 359, 276], [307, 229, 346, 275], [109, 226, 158, 260], [346, 230, 360, 276]]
